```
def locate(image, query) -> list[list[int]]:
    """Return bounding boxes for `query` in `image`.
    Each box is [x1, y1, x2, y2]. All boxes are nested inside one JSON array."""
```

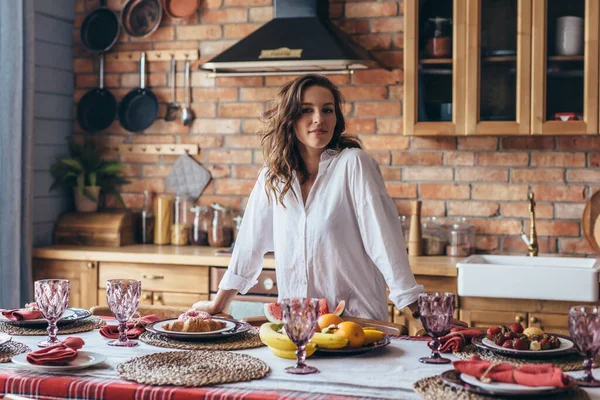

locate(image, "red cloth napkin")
[[453, 356, 572, 388], [26, 337, 85, 366], [0, 309, 42, 321], [99, 315, 160, 339], [437, 327, 484, 353]]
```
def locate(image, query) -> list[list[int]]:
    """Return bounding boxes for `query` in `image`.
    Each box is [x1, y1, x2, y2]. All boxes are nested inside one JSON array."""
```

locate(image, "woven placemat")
[[453, 344, 599, 372], [139, 328, 264, 350], [0, 316, 106, 336], [0, 341, 31, 363], [117, 350, 270, 387], [413, 375, 590, 400]]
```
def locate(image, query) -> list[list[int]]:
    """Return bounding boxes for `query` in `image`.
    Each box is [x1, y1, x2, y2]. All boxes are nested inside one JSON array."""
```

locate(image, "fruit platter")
[[260, 299, 390, 359], [472, 323, 575, 358]]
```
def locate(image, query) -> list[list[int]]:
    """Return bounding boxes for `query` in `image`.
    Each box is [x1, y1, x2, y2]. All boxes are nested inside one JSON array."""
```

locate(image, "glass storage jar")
[[209, 203, 233, 248], [139, 190, 155, 244], [421, 216, 447, 256], [446, 222, 474, 256], [399, 215, 410, 250], [171, 195, 192, 245], [190, 205, 210, 246]]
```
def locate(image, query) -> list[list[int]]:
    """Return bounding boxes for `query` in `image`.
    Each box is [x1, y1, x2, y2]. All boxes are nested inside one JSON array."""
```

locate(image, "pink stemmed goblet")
[[569, 305, 600, 387], [34, 279, 70, 348], [281, 297, 320, 374], [418, 292, 455, 364], [106, 279, 141, 347]]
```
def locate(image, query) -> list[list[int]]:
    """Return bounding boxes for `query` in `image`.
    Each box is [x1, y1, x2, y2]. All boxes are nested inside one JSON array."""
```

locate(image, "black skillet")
[[77, 54, 117, 133], [118, 52, 159, 132], [80, 0, 120, 53]]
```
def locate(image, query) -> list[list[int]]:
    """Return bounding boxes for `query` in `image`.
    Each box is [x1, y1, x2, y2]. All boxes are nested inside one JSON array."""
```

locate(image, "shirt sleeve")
[[218, 168, 274, 294], [348, 150, 425, 311]]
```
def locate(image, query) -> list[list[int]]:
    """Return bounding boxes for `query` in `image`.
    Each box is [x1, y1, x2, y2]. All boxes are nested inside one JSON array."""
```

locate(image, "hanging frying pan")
[[162, 0, 199, 19], [80, 0, 120, 53], [77, 54, 117, 133], [122, 0, 163, 38], [118, 52, 159, 132]]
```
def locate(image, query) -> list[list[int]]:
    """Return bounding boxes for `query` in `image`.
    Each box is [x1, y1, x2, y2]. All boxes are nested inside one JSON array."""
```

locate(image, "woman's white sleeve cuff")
[[218, 270, 258, 294], [389, 284, 425, 311]]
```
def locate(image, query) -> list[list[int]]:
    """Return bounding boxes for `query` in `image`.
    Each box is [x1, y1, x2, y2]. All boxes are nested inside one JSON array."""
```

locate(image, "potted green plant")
[[50, 139, 130, 212]]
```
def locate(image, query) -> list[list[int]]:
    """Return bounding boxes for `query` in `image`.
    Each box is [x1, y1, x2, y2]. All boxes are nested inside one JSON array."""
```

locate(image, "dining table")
[[1, 321, 600, 400]]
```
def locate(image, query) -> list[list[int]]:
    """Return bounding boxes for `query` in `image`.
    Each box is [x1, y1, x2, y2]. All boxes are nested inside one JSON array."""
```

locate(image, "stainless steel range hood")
[[200, 0, 381, 77]]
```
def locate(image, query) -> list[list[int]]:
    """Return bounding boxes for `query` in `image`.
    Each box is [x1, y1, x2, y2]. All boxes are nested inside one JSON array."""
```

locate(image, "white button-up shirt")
[[218, 148, 424, 320]]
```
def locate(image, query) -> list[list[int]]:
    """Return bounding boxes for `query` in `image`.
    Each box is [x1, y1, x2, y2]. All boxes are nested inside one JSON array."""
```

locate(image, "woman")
[[195, 74, 442, 322]]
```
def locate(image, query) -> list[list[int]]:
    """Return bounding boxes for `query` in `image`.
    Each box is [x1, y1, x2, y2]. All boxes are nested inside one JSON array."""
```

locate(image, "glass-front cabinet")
[[404, 0, 467, 135], [531, 0, 598, 134], [403, 0, 600, 136], [465, 0, 532, 135]]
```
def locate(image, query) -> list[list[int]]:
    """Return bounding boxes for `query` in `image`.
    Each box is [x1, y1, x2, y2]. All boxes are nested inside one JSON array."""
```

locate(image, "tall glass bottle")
[[140, 190, 154, 244]]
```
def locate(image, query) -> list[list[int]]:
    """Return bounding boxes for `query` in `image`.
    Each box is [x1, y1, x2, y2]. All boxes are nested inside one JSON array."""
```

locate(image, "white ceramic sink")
[[457, 255, 600, 302]]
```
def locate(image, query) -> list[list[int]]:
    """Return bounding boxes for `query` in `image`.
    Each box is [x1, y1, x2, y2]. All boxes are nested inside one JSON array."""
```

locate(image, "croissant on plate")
[[162, 317, 226, 332]]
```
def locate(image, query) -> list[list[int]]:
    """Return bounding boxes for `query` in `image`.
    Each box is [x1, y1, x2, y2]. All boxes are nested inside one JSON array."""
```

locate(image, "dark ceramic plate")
[[316, 336, 391, 355], [145, 317, 252, 341], [440, 369, 576, 397], [0, 308, 92, 328], [472, 334, 577, 358]]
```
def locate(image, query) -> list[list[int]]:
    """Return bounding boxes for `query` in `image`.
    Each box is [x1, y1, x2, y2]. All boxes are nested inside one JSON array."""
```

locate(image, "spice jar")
[[171, 195, 192, 246], [421, 217, 447, 255], [208, 203, 233, 248], [425, 17, 452, 58], [190, 205, 210, 246], [446, 222, 474, 257]]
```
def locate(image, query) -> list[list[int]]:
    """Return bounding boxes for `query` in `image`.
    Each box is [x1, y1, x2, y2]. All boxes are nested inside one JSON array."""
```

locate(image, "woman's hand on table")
[[192, 300, 217, 314]]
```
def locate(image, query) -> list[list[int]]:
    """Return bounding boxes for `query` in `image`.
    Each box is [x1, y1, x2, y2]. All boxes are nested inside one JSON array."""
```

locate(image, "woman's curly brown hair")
[[261, 74, 362, 206]]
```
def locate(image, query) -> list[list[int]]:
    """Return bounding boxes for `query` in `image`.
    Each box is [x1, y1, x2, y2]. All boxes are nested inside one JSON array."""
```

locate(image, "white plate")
[[482, 336, 574, 354], [152, 318, 236, 336], [0, 333, 11, 346], [461, 373, 555, 394], [11, 351, 107, 372], [0, 309, 75, 324]]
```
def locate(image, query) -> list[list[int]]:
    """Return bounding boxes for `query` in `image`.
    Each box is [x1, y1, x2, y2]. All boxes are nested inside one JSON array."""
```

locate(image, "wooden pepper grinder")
[[408, 200, 423, 256]]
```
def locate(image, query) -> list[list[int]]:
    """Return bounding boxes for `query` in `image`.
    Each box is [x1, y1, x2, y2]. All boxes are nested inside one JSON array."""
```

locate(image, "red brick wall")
[[73, 0, 598, 256]]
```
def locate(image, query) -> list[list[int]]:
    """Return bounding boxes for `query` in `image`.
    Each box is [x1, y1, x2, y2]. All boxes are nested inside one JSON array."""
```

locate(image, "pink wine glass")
[[34, 279, 70, 348], [281, 298, 320, 374], [418, 292, 455, 364], [569, 305, 600, 387], [106, 279, 141, 347]]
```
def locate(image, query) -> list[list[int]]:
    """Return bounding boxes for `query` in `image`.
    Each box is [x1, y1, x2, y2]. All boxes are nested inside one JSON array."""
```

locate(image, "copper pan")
[[162, 0, 199, 19], [121, 0, 163, 38]]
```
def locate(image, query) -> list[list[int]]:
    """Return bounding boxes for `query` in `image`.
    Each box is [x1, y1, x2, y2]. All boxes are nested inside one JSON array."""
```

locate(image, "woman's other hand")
[[192, 300, 217, 314]]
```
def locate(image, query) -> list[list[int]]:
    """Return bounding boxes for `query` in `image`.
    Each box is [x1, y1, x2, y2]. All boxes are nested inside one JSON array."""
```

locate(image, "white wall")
[[32, 0, 75, 246]]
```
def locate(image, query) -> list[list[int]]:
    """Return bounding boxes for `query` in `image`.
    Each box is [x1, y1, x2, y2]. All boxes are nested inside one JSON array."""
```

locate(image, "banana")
[[363, 329, 385, 345], [311, 331, 349, 349], [269, 343, 317, 359], [259, 323, 297, 352]]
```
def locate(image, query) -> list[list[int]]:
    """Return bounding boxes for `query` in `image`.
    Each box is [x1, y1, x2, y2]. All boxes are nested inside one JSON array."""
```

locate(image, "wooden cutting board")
[[582, 190, 600, 253]]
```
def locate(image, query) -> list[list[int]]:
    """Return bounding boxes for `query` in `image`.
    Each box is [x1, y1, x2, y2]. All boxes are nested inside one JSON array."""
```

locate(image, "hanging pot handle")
[[139, 52, 146, 90], [99, 54, 105, 90], [100, 0, 107, 7]]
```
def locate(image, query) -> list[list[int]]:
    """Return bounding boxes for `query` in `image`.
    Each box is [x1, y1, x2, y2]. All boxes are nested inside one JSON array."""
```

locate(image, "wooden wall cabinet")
[[404, 0, 600, 136]]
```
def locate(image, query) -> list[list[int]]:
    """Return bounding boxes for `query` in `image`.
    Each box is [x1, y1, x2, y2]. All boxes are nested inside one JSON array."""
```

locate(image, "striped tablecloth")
[[1, 326, 600, 400]]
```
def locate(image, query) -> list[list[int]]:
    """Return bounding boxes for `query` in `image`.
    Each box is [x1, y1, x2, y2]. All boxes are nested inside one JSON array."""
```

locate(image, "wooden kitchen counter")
[[32, 245, 458, 276]]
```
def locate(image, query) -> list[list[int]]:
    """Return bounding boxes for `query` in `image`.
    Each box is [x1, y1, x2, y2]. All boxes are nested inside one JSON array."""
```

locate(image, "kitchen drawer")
[[461, 309, 527, 330], [528, 313, 569, 336], [98, 262, 209, 294], [210, 267, 277, 296]]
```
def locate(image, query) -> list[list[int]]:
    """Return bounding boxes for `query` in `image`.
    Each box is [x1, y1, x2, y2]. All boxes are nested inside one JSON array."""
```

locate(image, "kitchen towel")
[[165, 153, 211, 199], [26, 337, 85, 366], [99, 315, 160, 339], [0, 309, 42, 321], [453, 355, 572, 388]]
